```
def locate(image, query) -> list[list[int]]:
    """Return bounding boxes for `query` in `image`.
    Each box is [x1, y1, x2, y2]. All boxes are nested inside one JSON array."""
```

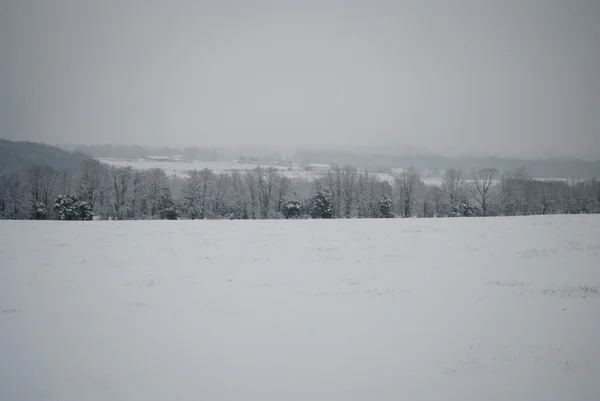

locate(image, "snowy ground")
[[1, 215, 599, 401], [97, 159, 289, 176]]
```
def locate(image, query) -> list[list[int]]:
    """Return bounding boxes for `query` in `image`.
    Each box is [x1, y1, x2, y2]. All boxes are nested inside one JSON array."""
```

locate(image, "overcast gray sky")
[[1, 0, 599, 159]]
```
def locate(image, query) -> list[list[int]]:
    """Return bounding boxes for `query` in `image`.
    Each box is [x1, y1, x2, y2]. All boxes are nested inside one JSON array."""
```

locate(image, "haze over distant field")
[[1, 1, 599, 159]]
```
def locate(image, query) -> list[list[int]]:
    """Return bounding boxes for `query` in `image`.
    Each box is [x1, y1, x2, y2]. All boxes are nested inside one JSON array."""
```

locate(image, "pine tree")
[[54, 194, 76, 220], [309, 190, 333, 219], [31, 201, 48, 220], [282, 199, 303, 219], [378, 195, 394, 218], [53, 194, 93, 220], [76, 200, 94, 221], [452, 200, 477, 217], [158, 191, 179, 220]]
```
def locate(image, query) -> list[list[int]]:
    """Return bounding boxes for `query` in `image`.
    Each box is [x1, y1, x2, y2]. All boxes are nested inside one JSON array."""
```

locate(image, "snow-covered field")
[[1, 215, 599, 400], [98, 159, 289, 176]]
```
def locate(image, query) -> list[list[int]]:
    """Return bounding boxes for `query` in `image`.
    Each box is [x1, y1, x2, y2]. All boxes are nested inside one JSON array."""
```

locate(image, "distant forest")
[[1, 140, 599, 221], [0, 139, 91, 171], [293, 150, 600, 179]]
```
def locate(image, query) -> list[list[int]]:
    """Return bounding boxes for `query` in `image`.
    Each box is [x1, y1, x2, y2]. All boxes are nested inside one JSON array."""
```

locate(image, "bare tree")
[[231, 171, 249, 219], [498, 168, 539, 216], [354, 171, 387, 218], [571, 178, 599, 214], [199, 168, 217, 218], [78, 160, 105, 212], [244, 170, 258, 219], [212, 173, 225, 218], [58, 169, 74, 195], [25, 166, 42, 208], [39, 166, 59, 209], [468, 168, 500, 216], [442, 168, 463, 212], [367, 174, 380, 218], [356, 171, 372, 218], [25, 165, 58, 218], [97, 171, 112, 219], [111, 166, 132, 219], [0, 171, 24, 219], [341, 166, 359, 218], [325, 166, 343, 218], [425, 185, 446, 217], [521, 177, 539, 216], [144, 168, 172, 218], [182, 172, 200, 219], [499, 172, 520, 216], [395, 167, 420, 217], [275, 175, 292, 214], [131, 170, 146, 218], [255, 167, 279, 219], [183, 169, 216, 219], [212, 173, 234, 218], [0, 174, 6, 217]]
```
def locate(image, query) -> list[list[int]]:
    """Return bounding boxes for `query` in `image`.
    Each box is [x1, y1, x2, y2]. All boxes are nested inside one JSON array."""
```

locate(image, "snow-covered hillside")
[[1, 216, 599, 400]]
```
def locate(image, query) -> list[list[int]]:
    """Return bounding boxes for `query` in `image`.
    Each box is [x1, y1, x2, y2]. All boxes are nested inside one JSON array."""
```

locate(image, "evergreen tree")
[[452, 200, 477, 217], [31, 201, 48, 220], [378, 195, 394, 218], [309, 190, 333, 219], [282, 199, 303, 219], [76, 199, 94, 221], [158, 191, 179, 220], [53, 194, 93, 220]]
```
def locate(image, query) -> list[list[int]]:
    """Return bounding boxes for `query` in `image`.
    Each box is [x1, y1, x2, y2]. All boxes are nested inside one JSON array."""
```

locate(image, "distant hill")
[[68, 144, 220, 162], [66, 144, 155, 160], [0, 139, 91, 171]]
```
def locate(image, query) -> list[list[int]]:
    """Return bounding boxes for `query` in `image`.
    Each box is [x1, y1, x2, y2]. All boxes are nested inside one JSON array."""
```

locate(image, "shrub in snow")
[[76, 201, 94, 221], [282, 199, 303, 219], [30, 201, 48, 220], [53, 195, 76, 220], [309, 190, 333, 219], [378, 195, 394, 218], [452, 200, 477, 217], [53, 194, 93, 221], [159, 204, 179, 220], [225, 204, 247, 220], [214, 204, 238, 220]]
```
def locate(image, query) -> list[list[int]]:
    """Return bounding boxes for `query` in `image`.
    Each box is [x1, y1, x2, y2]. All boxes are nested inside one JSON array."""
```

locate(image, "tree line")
[[0, 160, 599, 221]]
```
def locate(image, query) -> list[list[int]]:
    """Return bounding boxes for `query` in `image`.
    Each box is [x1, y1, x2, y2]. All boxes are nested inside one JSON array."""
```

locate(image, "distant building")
[[172, 154, 185, 162], [303, 163, 331, 172], [143, 156, 174, 162]]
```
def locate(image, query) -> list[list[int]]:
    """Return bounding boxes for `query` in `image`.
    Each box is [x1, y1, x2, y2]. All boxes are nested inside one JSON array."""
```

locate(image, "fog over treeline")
[[66, 143, 600, 179]]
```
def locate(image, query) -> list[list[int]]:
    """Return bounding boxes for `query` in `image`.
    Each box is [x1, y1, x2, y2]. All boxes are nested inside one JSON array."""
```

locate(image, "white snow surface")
[[1, 215, 600, 401], [97, 159, 288, 175]]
